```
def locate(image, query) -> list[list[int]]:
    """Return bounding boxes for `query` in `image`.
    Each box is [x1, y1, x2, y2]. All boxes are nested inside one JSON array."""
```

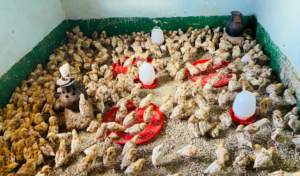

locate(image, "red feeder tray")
[[103, 101, 163, 145], [132, 57, 153, 67], [229, 108, 257, 125], [185, 59, 233, 88], [138, 78, 158, 89]]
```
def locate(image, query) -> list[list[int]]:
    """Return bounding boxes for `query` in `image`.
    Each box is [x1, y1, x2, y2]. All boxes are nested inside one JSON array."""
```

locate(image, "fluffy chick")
[[143, 105, 154, 123], [36, 165, 51, 176], [218, 89, 229, 109], [253, 145, 275, 170], [121, 148, 136, 170], [204, 160, 224, 176], [188, 115, 200, 138], [159, 100, 174, 117], [216, 141, 229, 164], [94, 123, 108, 142], [236, 125, 252, 149], [124, 158, 145, 176], [77, 154, 94, 173], [219, 112, 232, 129], [116, 103, 127, 121], [123, 111, 137, 127], [244, 118, 270, 139], [272, 110, 284, 129], [152, 144, 165, 168], [139, 94, 153, 109], [170, 103, 185, 121], [87, 113, 103, 133], [55, 140, 68, 168], [233, 153, 255, 169], [283, 89, 297, 105], [71, 129, 81, 154], [177, 145, 198, 159], [38, 138, 55, 157], [16, 159, 36, 176], [122, 135, 140, 155], [107, 122, 126, 132], [79, 94, 91, 117], [103, 147, 116, 167]]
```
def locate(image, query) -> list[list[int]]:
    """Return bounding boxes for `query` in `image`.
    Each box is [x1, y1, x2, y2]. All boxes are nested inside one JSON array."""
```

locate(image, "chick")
[[209, 122, 220, 138], [94, 123, 108, 142], [121, 148, 136, 170], [159, 100, 174, 117], [70, 129, 81, 154], [87, 113, 103, 133], [32, 142, 44, 165], [116, 103, 127, 121], [188, 115, 200, 138], [269, 91, 283, 108], [107, 122, 126, 132], [124, 122, 146, 135], [228, 74, 238, 92], [38, 138, 55, 156], [233, 153, 256, 169], [271, 128, 292, 149], [198, 119, 211, 136], [216, 141, 229, 164], [79, 94, 91, 117], [175, 69, 186, 83], [46, 132, 71, 144], [77, 154, 94, 173], [287, 115, 300, 134], [33, 113, 44, 125], [124, 158, 145, 176], [266, 83, 283, 94], [177, 145, 198, 160], [170, 103, 185, 121], [244, 118, 270, 139], [218, 89, 229, 109], [36, 165, 51, 176], [257, 98, 271, 116], [48, 116, 58, 134], [219, 112, 232, 129], [185, 100, 196, 117], [204, 160, 224, 176], [203, 88, 215, 105], [102, 133, 119, 153], [283, 89, 297, 105], [284, 107, 299, 121], [236, 125, 252, 149], [84, 144, 101, 158], [152, 144, 165, 168], [34, 122, 48, 135], [130, 83, 141, 98], [253, 145, 275, 170], [143, 105, 154, 123], [103, 147, 116, 167], [175, 83, 187, 103], [16, 159, 36, 176], [194, 106, 211, 120], [272, 110, 284, 129], [186, 63, 200, 76], [123, 111, 136, 127], [177, 90, 187, 105], [139, 94, 153, 109], [55, 140, 68, 168]]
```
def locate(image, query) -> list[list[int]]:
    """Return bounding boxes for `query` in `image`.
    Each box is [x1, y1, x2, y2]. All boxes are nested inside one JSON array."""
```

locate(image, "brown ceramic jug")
[[225, 11, 244, 37]]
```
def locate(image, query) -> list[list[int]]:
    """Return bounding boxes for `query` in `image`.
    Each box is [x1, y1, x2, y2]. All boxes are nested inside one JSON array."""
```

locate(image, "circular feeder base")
[[229, 108, 257, 125]]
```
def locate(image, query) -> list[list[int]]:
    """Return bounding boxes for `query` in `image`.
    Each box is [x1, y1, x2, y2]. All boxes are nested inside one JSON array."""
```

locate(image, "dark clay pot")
[[58, 77, 87, 110], [225, 11, 244, 37]]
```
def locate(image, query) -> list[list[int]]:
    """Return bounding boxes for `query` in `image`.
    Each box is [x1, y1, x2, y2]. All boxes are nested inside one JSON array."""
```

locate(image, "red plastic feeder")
[[229, 108, 257, 125], [138, 78, 158, 89], [132, 57, 153, 67], [185, 59, 233, 88], [103, 101, 163, 145]]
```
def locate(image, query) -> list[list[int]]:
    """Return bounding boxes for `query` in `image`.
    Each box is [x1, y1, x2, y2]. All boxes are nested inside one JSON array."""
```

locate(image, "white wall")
[[0, 0, 66, 77], [254, 0, 300, 94], [60, 0, 255, 19]]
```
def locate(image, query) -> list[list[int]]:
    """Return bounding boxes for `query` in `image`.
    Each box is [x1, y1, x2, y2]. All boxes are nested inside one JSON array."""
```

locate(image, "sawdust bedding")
[[49, 47, 300, 176]]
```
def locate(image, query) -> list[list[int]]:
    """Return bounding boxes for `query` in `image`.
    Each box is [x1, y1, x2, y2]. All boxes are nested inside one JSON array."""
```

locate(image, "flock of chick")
[[0, 24, 299, 176]]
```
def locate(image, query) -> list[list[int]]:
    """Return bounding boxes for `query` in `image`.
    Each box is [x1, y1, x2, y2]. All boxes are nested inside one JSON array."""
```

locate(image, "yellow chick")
[[79, 94, 91, 117], [266, 83, 283, 94], [194, 106, 211, 120], [228, 74, 237, 92], [122, 135, 140, 155], [253, 145, 275, 170], [48, 116, 59, 134], [84, 144, 100, 158], [186, 63, 200, 76], [219, 112, 232, 129], [283, 89, 297, 105], [272, 110, 284, 129], [124, 158, 145, 176], [87, 113, 103, 133], [102, 133, 119, 153], [95, 123, 108, 142], [143, 105, 154, 123], [123, 111, 137, 127], [23, 138, 33, 160], [218, 89, 229, 109], [38, 138, 55, 156], [71, 129, 81, 154], [33, 113, 44, 125], [175, 69, 186, 83], [170, 103, 185, 121], [244, 118, 270, 140], [209, 122, 220, 138], [36, 165, 51, 176], [103, 147, 116, 167], [121, 148, 137, 171], [198, 119, 212, 136], [34, 122, 49, 135], [47, 132, 72, 144], [124, 123, 146, 135], [116, 103, 127, 121], [177, 145, 198, 160], [204, 160, 224, 175], [55, 140, 68, 168], [77, 154, 94, 173], [107, 122, 126, 132], [188, 115, 200, 138], [236, 125, 252, 149], [139, 94, 153, 109], [269, 91, 283, 108], [16, 159, 36, 176], [32, 142, 44, 165], [233, 153, 256, 169], [257, 98, 271, 116], [216, 141, 229, 164], [159, 100, 174, 117]]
